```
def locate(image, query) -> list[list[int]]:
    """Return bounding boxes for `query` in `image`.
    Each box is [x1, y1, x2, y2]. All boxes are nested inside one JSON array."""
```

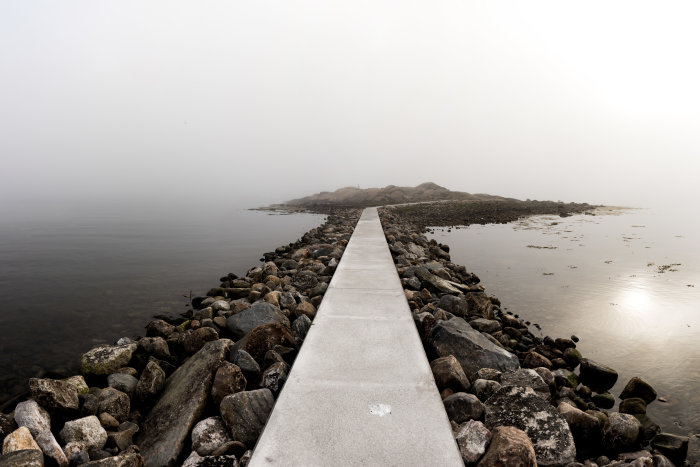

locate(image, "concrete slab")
[[249, 207, 462, 466]]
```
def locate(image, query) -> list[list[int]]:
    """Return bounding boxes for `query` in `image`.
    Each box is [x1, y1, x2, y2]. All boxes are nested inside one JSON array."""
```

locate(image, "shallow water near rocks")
[[0, 206, 324, 408], [429, 206, 700, 436]]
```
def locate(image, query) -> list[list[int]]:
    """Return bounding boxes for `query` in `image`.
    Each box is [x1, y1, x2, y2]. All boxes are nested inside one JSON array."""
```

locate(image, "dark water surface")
[[428, 207, 700, 436], [0, 206, 324, 407]]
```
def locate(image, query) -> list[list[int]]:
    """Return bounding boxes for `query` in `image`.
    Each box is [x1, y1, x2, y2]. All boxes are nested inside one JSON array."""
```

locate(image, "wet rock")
[[226, 303, 291, 341], [592, 392, 615, 409], [455, 420, 490, 464], [444, 392, 484, 423], [553, 368, 578, 388], [64, 441, 90, 465], [137, 339, 232, 467], [232, 323, 295, 363], [183, 327, 219, 355], [619, 377, 657, 404], [107, 374, 138, 399], [602, 412, 641, 453], [28, 378, 79, 411], [557, 402, 602, 458], [211, 363, 247, 406], [231, 350, 261, 383], [81, 344, 137, 376], [291, 315, 311, 342], [135, 361, 166, 405], [500, 369, 549, 397], [220, 389, 275, 447], [651, 433, 689, 466], [35, 430, 68, 467], [13, 400, 50, 437], [686, 434, 700, 466], [0, 449, 44, 466], [652, 453, 676, 467], [619, 397, 647, 415], [146, 320, 175, 338], [484, 386, 576, 466], [476, 425, 536, 467], [428, 318, 519, 376], [430, 355, 470, 392], [137, 337, 170, 360], [98, 388, 130, 423], [191, 417, 231, 456], [634, 414, 660, 444], [59, 416, 108, 450], [472, 379, 501, 402], [2, 427, 40, 455]]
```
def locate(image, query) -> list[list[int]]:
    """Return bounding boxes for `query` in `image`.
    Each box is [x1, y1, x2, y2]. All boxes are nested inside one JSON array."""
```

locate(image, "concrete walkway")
[[250, 208, 462, 466]]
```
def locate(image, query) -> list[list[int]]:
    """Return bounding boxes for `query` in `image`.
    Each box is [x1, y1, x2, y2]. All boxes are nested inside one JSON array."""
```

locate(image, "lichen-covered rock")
[[476, 426, 536, 467], [443, 393, 484, 423], [28, 378, 79, 411], [191, 417, 231, 456], [500, 369, 549, 397], [59, 416, 108, 451], [602, 412, 641, 453], [430, 355, 470, 392], [135, 361, 166, 405], [455, 420, 491, 464], [63, 375, 90, 395], [81, 344, 137, 376], [13, 400, 50, 437], [137, 339, 232, 467], [35, 430, 68, 467], [428, 318, 519, 376], [0, 449, 44, 466], [97, 388, 130, 423], [220, 389, 275, 447], [484, 386, 576, 466], [2, 427, 40, 455], [472, 379, 501, 402]]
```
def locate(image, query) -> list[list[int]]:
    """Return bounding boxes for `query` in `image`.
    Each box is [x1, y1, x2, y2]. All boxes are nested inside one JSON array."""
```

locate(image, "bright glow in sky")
[[1, 1, 698, 211]]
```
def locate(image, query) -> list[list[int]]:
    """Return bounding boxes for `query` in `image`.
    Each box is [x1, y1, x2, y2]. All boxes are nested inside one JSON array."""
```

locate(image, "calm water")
[[0, 206, 324, 408], [429, 207, 700, 436]]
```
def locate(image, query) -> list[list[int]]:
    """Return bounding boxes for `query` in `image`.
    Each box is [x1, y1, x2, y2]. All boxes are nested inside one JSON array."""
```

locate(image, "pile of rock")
[[379, 209, 693, 466], [0, 212, 360, 467]]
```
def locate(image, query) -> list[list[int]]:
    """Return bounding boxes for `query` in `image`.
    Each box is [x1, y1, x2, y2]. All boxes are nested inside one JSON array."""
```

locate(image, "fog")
[[2, 1, 699, 216]]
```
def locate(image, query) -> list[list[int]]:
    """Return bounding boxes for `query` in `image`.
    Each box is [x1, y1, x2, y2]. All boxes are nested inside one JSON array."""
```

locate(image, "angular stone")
[[294, 302, 316, 320], [620, 377, 657, 404], [108, 374, 138, 399], [472, 379, 501, 402], [291, 315, 311, 343], [183, 327, 220, 355], [0, 449, 44, 466], [192, 417, 231, 456], [602, 412, 641, 453], [64, 441, 90, 465], [13, 400, 50, 437], [578, 358, 618, 393], [137, 337, 171, 360], [557, 402, 602, 459], [620, 397, 647, 415], [437, 295, 468, 317], [135, 361, 166, 405], [226, 303, 290, 341], [290, 270, 318, 290], [260, 362, 289, 395], [63, 375, 89, 395], [428, 318, 519, 376], [651, 433, 689, 466], [137, 339, 232, 467], [2, 427, 40, 455], [484, 386, 576, 466], [0, 413, 15, 444], [455, 420, 491, 464], [476, 425, 536, 467], [28, 378, 79, 411], [146, 320, 175, 338], [231, 324, 295, 363], [81, 344, 137, 376], [60, 416, 107, 450], [592, 392, 615, 409], [430, 355, 470, 392], [98, 388, 130, 423], [35, 430, 68, 467], [211, 362, 247, 406], [220, 389, 275, 447], [443, 393, 484, 423], [552, 368, 578, 388], [468, 318, 501, 333], [500, 369, 549, 397], [231, 350, 261, 382]]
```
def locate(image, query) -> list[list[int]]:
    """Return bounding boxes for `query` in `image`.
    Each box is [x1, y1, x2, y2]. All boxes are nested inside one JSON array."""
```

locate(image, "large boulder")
[[428, 318, 519, 376], [602, 412, 641, 453], [220, 389, 275, 447], [137, 339, 233, 467], [620, 377, 657, 404], [557, 402, 603, 459], [13, 401, 50, 437], [484, 386, 576, 466], [500, 369, 549, 397], [80, 344, 137, 376], [59, 416, 107, 450], [225, 303, 290, 340], [476, 426, 536, 467], [455, 420, 491, 464], [578, 358, 618, 392], [28, 378, 79, 411]]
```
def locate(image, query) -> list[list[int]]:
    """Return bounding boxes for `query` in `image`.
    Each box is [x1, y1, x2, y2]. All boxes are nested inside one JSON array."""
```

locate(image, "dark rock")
[[82, 452, 144, 466], [579, 358, 618, 393], [634, 414, 660, 443], [183, 327, 219, 355], [430, 355, 470, 392], [472, 379, 501, 402], [476, 426, 536, 467], [182, 452, 239, 467], [473, 368, 501, 382], [97, 388, 130, 423], [592, 392, 615, 409], [429, 318, 519, 377], [35, 430, 68, 466], [602, 412, 641, 453], [137, 339, 233, 467], [146, 320, 175, 338], [500, 369, 549, 397], [220, 389, 275, 447], [191, 417, 230, 456], [554, 338, 576, 350], [651, 433, 689, 466], [294, 302, 316, 320], [232, 324, 295, 363], [437, 295, 468, 317], [443, 393, 484, 423], [557, 402, 602, 459], [0, 449, 44, 467], [230, 350, 261, 382], [260, 362, 289, 394], [0, 413, 15, 445], [64, 441, 90, 465], [291, 270, 318, 290], [59, 416, 108, 450], [484, 386, 576, 466], [107, 374, 138, 399], [210, 440, 247, 457], [211, 363, 247, 406], [619, 397, 647, 415], [562, 348, 582, 368], [468, 318, 501, 334], [552, 369, 578, 388], [291, 315, 311, 343], [106, 429, 133, 452], [28, 378, 79, 411], [226, 303, 290, 341], [137, 338, 170, 360], [455, 420, 491, 464], [619, 377, 657, 404], [135, 361, 166, 405], [80, 344, 137, 376]]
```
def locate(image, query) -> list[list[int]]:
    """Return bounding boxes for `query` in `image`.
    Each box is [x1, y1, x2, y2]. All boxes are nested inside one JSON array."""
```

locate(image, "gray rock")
[[107, 374, 138, 399], [220, 389, 275, 447], [13, 401, 50, 437], [135, 361, 166, 405], [437, 295, 468, 317], [28, 378, 79, 411], [0, 414, 15, 444], [474, 368, 502, 382], [231, 350, 261, 381], [602, 412, 641, 453], [260, 362, 289, 394], [430, 355, 470, 392], [80, 344, 137, 376], [97, 388, 130, 423], [211, 300, 231, 313], [137, 339, 233, 467], [290, 270, 318, 290], [192, 417, 231, 456], [443, 393, 484, 423], [59, 416, 108, 450], [500, 369, 549, 397], [469, 318, 501, 333], [651, 432, 689, 466], [183, 327, 219, 355], [484, 386, 576, 466], [429, 318, 519, 376], [82, 452, 144, 466], [35, 430, 68, 467], [476, 426, 536, 467], [472, 379, 502, 402], [291, 315, 311, 343], [146, 320, 175, 338], [455, 420, 491, 464], [225, 303, 290, 340], [106, 430, 133, 452], [0, 449, 44, 466], [64, 441, 90, 465], [137, 337, 170, 360]]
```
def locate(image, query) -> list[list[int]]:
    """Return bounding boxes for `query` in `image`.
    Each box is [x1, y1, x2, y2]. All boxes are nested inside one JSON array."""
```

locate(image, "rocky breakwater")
[[379, 208, 694, 467], [0, 212, 360, 467]]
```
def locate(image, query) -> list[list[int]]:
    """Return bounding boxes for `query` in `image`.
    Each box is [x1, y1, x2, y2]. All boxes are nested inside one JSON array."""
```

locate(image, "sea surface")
[[0, 205, 324, 408], [428, 206, 700, 436]]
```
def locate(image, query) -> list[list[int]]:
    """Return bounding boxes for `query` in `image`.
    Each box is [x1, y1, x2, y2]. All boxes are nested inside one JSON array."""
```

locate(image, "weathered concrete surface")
[[250, 208, 461, 466]]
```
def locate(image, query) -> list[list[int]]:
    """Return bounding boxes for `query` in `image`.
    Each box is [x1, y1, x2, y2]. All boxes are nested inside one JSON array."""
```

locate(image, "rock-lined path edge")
[[250, 207, 463, 466]]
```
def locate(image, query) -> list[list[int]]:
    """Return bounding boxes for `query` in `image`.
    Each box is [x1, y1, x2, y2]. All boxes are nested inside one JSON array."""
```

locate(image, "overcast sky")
[[2, 1, 698, 212]]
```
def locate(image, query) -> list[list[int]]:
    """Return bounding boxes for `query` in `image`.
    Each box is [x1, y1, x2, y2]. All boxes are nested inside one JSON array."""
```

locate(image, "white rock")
[[14, 400, 51, 437], [59, 415, 107, 450], [191, 417, 231, 456]]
